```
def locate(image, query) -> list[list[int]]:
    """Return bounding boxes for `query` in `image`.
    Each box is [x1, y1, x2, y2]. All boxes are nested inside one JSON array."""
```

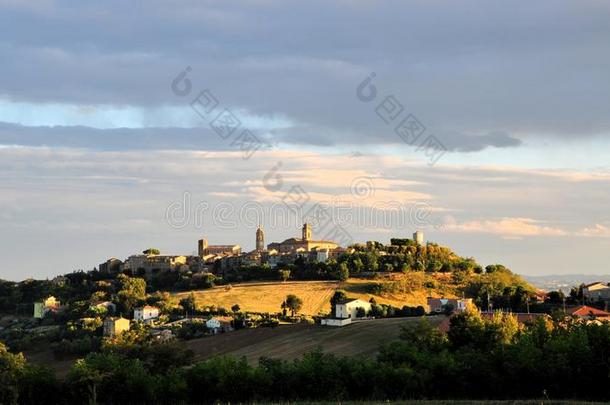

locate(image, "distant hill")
[[523, 274, 610, 292]]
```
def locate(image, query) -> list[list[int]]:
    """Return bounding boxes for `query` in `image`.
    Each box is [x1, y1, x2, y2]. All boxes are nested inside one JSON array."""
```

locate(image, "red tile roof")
[[568, 305, 610, 318]]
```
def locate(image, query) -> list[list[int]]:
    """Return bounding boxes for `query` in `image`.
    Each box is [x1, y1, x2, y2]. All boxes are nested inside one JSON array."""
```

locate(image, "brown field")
[[173, 280, 340, 315], [184, 316, 444, 364], [172, 277, 448, 316]]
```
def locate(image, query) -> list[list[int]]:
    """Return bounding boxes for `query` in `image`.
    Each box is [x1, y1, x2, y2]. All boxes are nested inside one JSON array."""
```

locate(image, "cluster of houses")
[[98, 225, 424, 279], [32, 295, 233, 339], [321, 296, 473, 327]]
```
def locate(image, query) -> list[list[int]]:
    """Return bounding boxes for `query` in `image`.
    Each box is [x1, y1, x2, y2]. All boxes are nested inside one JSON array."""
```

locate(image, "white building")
[[336, 298, 372, 319], [134, 305, 160, 322], [413, 230, 424, 245], [583, 282, 610, 301], [205, 317, 233, 334]]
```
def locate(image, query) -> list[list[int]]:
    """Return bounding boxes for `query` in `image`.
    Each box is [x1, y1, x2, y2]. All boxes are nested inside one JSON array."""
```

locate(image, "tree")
[[284, 294, 303, 316], [143, 248, 160, 255], [179, 293, 197, 315], [330, 290, 347, 316], [231, 304, 241, 313], [116, 274, 146, 316], [336, 262, 349, 281], [0, 342, 25, 405]]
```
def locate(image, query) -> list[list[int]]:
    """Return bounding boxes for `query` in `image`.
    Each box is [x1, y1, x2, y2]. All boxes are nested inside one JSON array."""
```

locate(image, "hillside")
[[171, 276, 459, 316], [184, 316, 445, 364]]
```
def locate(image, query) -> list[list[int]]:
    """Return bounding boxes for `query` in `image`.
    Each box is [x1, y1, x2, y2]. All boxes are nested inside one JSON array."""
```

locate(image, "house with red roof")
[[567, 305, 610, 321]]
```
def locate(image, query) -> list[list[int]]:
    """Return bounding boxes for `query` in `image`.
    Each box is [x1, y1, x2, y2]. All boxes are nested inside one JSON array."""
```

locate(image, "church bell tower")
[[256, 226, 265, 251], [302, 223, 312, 241]]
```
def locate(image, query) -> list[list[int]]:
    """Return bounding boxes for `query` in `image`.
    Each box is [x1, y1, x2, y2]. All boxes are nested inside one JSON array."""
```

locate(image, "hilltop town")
[[2, 226, 610, 402]]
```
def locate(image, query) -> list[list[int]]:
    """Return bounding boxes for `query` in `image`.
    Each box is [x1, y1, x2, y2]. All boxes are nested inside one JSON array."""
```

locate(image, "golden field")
[[172, 276, 458, 315]]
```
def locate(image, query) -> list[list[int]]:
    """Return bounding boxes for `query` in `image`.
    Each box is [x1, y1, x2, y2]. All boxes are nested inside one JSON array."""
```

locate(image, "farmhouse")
[[336, 298, 372, 319], [322, 298, 372, 327], [103, 317, 130, 337], [427, 297, 472, 314], [206, 316, 233, 334], [134, 305, 160, 322]]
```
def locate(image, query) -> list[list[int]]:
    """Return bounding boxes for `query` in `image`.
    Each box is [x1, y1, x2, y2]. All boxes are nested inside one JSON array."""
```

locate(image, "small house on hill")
[[103, 317, 130, 337], [427, 297, 472, 314], [206, 316, 233, 334], [134, 305, 160, 322], [33, 296, 61, 318], [567, 305, 610, 321], [336, 298, 372, 319], [322, 298, 372, 327]]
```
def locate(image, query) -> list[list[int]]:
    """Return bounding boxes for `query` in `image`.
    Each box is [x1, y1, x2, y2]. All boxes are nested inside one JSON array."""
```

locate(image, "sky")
[[1, 0, 610, 280]]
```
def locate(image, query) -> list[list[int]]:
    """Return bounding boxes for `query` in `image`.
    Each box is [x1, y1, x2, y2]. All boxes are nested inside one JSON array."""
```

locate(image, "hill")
[[171, 277, 456, 316], [184, 316, 444, 364]]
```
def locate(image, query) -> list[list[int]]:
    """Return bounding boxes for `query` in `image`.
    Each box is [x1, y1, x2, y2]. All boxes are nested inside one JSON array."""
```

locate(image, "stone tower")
[[256, 226, 265, 251], [413, 231, 424, 245], [302, 223, 312, 241], [198, 238, 209, 257]]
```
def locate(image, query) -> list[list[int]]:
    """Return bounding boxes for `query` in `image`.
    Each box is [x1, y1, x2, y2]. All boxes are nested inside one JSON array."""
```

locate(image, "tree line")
[[4, 308, 610, 403]]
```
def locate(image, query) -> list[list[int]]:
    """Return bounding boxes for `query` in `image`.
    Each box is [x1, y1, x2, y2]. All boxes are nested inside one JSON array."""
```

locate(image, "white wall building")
[[413, 230, 424, 245], [134, 306, 160, 322], [336, 298, 372, 319]]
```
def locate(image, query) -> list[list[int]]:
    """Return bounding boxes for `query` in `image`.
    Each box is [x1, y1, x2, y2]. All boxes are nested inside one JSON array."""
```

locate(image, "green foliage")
[[142, 248, 160, 255], [0, 342, 26, 405], [179, 292, 197, 315], [116, 274, 146, 315], [284, 294, 303, 316]]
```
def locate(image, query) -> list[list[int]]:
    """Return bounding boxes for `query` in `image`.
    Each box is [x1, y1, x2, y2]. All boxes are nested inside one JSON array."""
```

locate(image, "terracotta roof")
[[568, 305, 610, 317]]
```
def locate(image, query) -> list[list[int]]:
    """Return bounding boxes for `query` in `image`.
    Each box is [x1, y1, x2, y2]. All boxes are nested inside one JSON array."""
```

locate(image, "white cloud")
[[577, 224, 610, 238], [443, 217, 568, 238]]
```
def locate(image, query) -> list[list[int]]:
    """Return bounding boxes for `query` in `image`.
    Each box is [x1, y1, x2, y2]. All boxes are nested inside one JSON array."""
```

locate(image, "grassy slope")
[[184, 316, 445, 364], [172, 276, 458, 316]]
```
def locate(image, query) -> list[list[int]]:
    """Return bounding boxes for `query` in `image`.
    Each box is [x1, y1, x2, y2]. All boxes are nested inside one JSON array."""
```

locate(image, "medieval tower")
[[256, 226, 265, 251], [302, 223, 312, 241]]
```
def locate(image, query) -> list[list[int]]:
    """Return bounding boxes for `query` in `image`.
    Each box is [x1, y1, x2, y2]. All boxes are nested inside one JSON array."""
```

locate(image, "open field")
[[173, 280, 340, 315], [172, 276, 455, 315], [184, 316, 444, 364]]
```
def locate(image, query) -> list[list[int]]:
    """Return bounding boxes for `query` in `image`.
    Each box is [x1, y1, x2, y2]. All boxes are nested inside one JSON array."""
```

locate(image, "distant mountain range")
[[523, 274, 610, 292]]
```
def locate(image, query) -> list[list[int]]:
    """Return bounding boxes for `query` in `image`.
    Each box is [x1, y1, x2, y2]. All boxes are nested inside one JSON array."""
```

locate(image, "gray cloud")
[[0, 0, 609, 145]]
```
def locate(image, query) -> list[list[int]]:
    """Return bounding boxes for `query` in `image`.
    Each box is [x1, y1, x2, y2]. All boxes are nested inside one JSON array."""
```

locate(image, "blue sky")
[[1, 0, 610, 280]]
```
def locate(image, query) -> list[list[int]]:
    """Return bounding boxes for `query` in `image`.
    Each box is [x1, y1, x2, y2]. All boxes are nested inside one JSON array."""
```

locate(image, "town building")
[[198, 238, 241, 256], [427, 297, 473, 314], [99, 257, 123, 274], [583, 282, 610, 302], [134, 305, 160, 322], [33, 296, 61, 318], [267, 223, 339, 254], [103, 317, 130, 337], [123, 254, 189, 276], [413, 230, 424, 245], [256, 226, 265, 251]]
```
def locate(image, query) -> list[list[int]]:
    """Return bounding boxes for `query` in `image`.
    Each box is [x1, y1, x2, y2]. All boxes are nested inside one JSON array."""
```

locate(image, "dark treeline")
[[4, 310, 610, 404]]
